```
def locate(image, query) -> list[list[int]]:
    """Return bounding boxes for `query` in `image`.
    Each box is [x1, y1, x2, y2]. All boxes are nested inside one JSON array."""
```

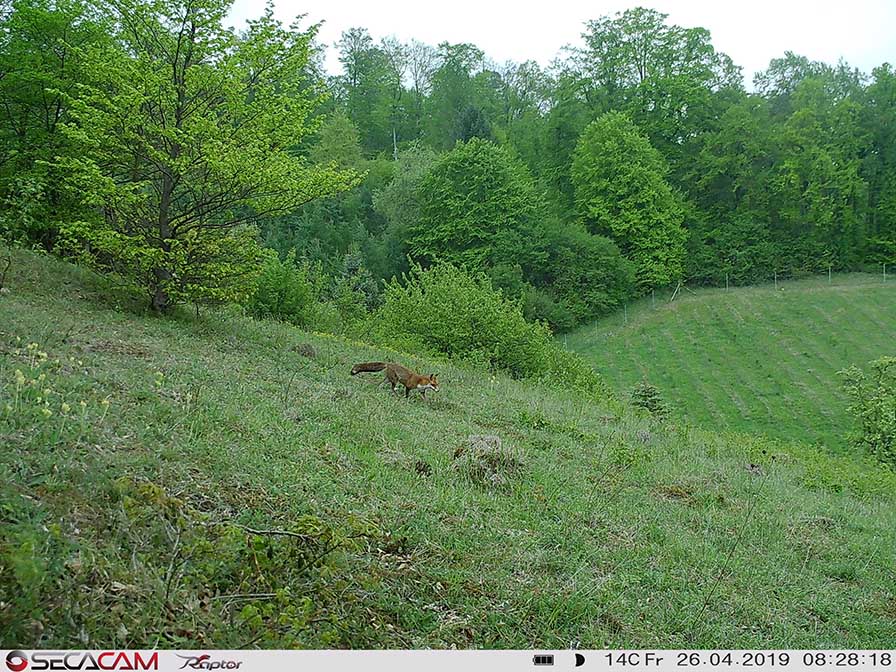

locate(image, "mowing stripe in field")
[[566, 275, 896, 449]]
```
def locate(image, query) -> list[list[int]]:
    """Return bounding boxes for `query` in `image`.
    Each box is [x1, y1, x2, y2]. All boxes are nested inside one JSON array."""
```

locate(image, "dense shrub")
[[538, 225, 635, 325], [366, 263, 606, 395], [248, 250, 325, 327], [840, 357, 896, 468], [686, 218, 779, 286], [487, 263, 576, 332], [630, 381, 671, 419], [521, 285, 577, 333], [409, 138, 546, 272]]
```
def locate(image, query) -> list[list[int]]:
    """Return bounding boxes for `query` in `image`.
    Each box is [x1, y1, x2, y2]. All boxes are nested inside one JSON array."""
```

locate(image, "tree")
[[405, 39, 438, 137], [0, 0, 109, 247], [425, 42, 484, 148], [409, 137, 545, 272], [768, 72, 870, 269], [571, 111, 686, 289], [371, 143, 437, 279], [863, 64, 896, 262], [840, 357, 896, 467], [59, 0, 357, 312], [308, 109, 364, 170], [575, 8, 743, 179], [335, 27, 397, 154]]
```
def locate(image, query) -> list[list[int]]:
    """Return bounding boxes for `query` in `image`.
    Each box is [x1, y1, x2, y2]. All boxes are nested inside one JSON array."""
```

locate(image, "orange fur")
[[351, 362, 440, 398]]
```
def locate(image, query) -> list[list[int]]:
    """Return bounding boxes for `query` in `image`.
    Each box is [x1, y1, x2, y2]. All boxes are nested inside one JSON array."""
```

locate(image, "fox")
[[350, 361, 440, 399]]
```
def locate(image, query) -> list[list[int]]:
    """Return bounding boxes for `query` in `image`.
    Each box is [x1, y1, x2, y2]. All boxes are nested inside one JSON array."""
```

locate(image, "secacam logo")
[[6, 651, 28, 672], [4, 652, 158, 671], [175, 656, 242, 671]]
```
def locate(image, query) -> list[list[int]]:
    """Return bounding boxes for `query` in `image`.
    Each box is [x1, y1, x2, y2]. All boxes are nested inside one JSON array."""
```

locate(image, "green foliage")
[[409, 137, 545, 271], [0, 0, 109, 248], [248, 249, 372, 332], [686, 217, 779, 286], [249, 250, 322, 327], [840, 357, 896, 467], [521, 285, 576, 333], [368, 263, 605, 394], [370, 143, 438, 280], [630, 381, 670, 419], [572, 112, 686, 290], [308, 110, 365, 170], [538, 224, 635, 324], [60, 219, 267, 309], [57, 0, 357, 311], [425, 42, 485, 149], [575, 7, 742, 183], [4, 250, 896, 648]]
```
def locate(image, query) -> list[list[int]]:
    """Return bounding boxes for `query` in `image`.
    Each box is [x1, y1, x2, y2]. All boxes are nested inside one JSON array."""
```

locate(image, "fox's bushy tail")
[[350, 361, 387, 375]]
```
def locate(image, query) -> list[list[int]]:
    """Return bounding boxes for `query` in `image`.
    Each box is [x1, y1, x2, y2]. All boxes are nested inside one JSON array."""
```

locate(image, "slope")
[[1, 251, 895, 648], [565, 275, 896, 450]]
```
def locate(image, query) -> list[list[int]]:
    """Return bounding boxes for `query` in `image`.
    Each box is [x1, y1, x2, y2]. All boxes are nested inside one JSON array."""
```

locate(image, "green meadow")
[[565, 275, 896, 450], [2, 252, 895, 648]]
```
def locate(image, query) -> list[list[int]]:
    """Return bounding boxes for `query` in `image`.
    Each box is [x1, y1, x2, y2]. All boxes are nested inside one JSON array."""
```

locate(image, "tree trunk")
[[153, 178, 175, 313], [151, 264, 172, 313]]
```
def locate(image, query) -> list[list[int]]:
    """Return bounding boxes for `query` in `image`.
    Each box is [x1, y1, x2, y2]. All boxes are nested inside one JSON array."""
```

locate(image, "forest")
[[1, 0, 894, 338]]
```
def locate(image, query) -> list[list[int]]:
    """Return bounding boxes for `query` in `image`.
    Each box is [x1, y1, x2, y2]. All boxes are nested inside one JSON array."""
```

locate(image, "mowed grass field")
[[565, 275, 896, 450], [2, 251, 896, 649]]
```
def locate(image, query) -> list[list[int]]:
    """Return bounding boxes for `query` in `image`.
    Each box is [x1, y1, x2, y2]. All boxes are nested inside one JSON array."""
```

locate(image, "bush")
[[521, 285, 577, 333], [366, 263, 606, 395], [630, 381, 670, 419], [685, 218, 779, 286], [487, 264, 576, 333], [840, 357, 896, 468], [538, 225, 635, 326], [248, 250, 323, 327]]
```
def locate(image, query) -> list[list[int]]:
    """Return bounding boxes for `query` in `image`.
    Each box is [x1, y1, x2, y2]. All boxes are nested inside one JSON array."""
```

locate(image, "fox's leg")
[[405, 386, 410, 398]]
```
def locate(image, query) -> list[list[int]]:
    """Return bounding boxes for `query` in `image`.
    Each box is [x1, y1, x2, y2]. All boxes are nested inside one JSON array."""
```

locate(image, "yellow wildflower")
[[61, 402, 71, 414], [41, 408, 52, 418]]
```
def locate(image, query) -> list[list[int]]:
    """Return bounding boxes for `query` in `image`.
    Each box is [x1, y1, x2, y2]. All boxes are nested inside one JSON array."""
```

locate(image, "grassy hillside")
[[2, 251, 896, 649], [565, 275, 896, 450]]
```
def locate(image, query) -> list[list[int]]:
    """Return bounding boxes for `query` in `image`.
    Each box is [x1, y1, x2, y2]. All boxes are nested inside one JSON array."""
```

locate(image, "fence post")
[[885, 263, 888, 283], [651, 289, 655, 308], [623, 303, 628, 325], [725, 273, 729, 292], [774, 270, 777, 290], [828, 265, 832, 284]]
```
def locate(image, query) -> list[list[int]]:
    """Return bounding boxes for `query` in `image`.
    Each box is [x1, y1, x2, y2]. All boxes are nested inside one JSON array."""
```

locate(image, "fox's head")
[[419, 373, 439, 393]]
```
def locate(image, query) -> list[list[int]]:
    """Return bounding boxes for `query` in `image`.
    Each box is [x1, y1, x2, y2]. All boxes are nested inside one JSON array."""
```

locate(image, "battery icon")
[[533, 654, 554, 666]]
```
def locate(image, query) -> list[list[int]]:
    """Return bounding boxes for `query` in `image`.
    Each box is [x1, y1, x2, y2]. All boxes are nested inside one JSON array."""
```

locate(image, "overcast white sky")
[[228, 0, 896, 85]]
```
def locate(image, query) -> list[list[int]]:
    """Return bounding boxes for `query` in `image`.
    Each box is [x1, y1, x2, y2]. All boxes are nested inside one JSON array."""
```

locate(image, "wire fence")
[[617, 262, 892, 327]]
